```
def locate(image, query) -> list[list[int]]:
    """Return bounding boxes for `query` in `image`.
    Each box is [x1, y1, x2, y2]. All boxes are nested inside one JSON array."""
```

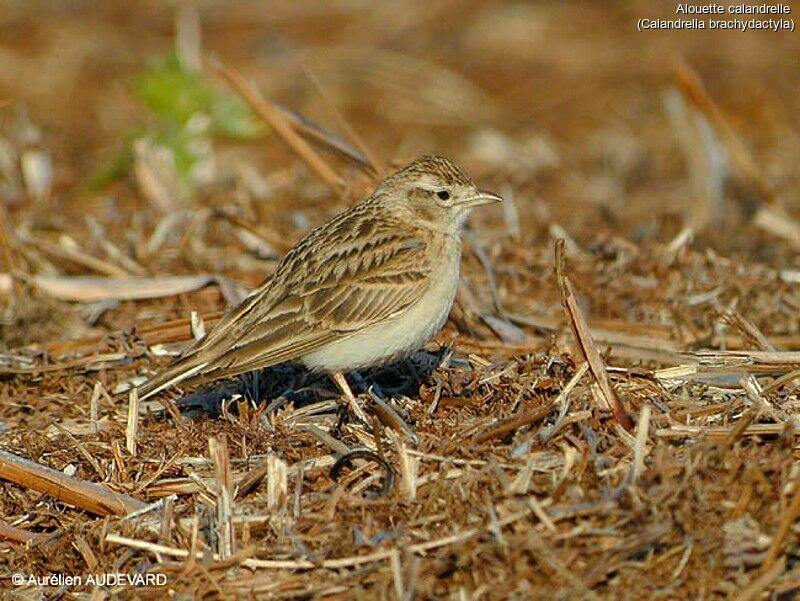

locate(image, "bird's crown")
[[393, 155, 473, 187]]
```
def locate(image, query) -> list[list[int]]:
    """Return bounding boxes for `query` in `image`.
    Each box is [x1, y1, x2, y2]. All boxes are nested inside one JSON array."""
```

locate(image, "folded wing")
[[136, 209, 433, 400]]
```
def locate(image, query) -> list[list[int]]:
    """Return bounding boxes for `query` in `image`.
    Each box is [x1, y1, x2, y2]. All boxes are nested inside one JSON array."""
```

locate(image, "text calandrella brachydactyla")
[[638, 17, 794, 31], [637, 2, 795, 32]]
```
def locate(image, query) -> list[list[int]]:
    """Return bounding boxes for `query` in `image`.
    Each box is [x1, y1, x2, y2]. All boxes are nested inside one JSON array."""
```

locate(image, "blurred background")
[[3, 4, 800, 597], [0, 0, 798, 344]]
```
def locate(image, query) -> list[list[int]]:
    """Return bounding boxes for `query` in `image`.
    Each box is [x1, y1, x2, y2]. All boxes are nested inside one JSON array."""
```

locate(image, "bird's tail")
[[135, 356, 209, 401]]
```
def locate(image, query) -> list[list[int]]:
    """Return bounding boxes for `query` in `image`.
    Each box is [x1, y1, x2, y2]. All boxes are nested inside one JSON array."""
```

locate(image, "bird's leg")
[[329, 371, 371, 424]]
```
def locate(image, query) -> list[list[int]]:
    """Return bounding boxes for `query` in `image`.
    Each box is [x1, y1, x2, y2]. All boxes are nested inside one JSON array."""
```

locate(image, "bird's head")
[[377, 155, 502, 233]]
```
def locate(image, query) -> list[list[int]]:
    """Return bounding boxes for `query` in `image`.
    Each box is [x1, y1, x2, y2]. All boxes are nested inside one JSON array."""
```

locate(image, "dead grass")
[[1, 1, 800, 599]]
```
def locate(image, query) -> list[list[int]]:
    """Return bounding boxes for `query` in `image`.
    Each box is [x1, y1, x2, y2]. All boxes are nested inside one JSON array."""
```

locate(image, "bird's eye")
[[437, 190, 450, 201]]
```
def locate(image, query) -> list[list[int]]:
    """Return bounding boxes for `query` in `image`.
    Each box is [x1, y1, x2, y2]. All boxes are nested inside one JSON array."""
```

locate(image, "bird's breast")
[[301, 236, 461, 372]]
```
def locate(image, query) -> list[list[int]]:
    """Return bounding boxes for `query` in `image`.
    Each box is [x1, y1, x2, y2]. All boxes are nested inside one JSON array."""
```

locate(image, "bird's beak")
[[458, 188, 503, 208]]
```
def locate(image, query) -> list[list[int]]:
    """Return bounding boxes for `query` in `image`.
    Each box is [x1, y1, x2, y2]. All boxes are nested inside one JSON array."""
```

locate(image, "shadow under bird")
[[136, 155, 502, 412]]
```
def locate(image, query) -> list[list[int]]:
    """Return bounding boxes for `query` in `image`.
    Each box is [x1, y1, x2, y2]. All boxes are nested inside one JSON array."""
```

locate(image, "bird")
[[136, 155, 502, 418]]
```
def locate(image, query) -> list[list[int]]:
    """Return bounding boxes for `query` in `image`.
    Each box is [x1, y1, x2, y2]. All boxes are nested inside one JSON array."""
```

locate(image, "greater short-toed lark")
[[137, 155, 501, 411]]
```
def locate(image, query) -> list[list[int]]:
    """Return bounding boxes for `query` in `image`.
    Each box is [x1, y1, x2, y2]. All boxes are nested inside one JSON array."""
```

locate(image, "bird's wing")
[[137, 212, 436, 399], [301, 231, 433, 330], [196, 227, 434, 375]]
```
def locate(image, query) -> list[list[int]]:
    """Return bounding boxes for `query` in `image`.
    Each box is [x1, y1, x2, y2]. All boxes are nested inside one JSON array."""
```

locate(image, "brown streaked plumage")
[[136, 155, 501, 407]]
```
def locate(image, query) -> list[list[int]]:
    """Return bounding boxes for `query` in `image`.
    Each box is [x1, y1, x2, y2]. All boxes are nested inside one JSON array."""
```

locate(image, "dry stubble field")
[[1, 2, 800, 599]]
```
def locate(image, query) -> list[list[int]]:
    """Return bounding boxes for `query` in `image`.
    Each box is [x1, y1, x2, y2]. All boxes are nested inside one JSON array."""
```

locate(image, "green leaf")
[[88, 52, 268, 192], [134, 53, 211, 125]]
